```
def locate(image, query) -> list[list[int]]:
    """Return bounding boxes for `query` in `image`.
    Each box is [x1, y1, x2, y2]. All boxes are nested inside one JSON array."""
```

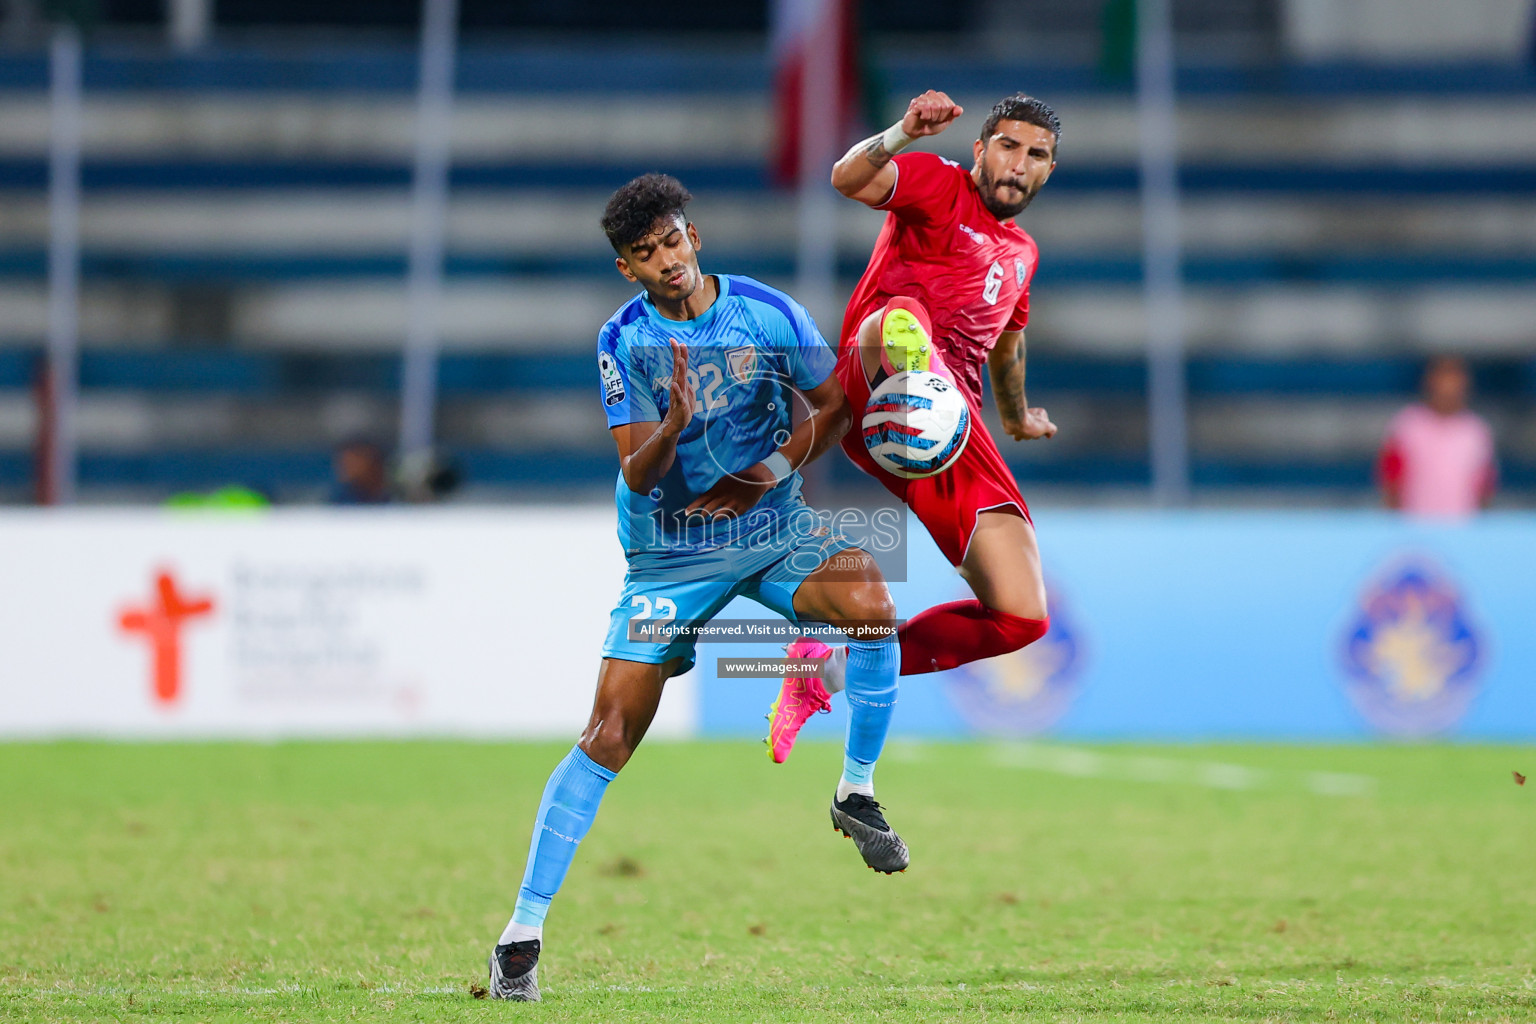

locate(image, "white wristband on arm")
[[760, 451, 793, 485], [881, 122, 916, 155]]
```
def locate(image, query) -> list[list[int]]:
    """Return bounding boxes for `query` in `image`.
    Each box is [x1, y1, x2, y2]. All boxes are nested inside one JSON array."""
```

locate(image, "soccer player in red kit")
[[768, 90, 1061, 762]]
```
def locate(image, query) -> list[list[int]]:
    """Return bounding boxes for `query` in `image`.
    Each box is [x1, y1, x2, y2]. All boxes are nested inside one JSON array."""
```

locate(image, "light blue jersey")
[[509, 270, 897, 952], [596, 274, 837, 581]]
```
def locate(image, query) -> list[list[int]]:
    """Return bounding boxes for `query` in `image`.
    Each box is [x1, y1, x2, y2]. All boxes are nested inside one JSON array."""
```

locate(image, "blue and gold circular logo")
[[1339, 558, 1484, 736], [943, 584, 1084, 735]]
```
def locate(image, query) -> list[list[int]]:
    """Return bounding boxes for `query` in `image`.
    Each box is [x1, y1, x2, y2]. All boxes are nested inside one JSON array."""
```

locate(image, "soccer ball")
[[861, 371, 971, 479]]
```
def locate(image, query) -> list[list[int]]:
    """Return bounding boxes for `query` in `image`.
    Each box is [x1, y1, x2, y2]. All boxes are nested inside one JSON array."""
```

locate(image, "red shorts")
[[835, 341, 1032, 568]]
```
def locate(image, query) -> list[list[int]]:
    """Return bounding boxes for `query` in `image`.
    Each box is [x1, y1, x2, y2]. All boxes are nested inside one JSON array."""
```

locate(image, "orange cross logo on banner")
[[118, 570, 216, 706]]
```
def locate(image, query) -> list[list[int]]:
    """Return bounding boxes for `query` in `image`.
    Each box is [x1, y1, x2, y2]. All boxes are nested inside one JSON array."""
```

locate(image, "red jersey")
[[840, 151, 1039, 406]]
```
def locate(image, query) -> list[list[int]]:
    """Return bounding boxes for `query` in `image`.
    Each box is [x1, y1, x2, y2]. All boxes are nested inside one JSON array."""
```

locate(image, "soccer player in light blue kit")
[[487, 174, 907, 1000]]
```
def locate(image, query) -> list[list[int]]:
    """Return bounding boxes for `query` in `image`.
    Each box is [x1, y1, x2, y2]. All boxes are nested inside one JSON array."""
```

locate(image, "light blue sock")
[[501, 745, 615, 941], [839, 636, 899, 798]]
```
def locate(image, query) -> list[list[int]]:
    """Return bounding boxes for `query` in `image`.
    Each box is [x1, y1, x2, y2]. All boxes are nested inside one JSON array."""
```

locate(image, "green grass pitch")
[[2, 739, 1533, 1022]]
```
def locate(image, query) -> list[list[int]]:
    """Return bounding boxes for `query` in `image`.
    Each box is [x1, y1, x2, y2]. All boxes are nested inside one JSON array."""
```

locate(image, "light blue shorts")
[[601, 528, 858, 677]]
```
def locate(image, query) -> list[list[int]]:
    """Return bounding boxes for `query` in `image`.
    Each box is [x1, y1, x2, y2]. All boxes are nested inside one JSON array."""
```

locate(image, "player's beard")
[[977, 166, 1038, 220]]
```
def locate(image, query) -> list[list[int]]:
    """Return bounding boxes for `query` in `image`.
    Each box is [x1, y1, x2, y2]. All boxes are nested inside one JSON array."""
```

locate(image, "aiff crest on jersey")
[[943, 582, 1083, 735], [1339, 558, 1484, 736]]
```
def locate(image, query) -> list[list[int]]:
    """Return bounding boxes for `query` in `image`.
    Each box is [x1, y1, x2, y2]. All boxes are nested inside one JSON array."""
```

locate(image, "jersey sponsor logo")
[[726, 345, 758, 383], [1015, 258, 1027, 286], [958, 223, 989, 247], [943, 580, 1084, 735], [1338, 557, 1484, 736], [598, 351, 626, 406], [982, 260, 1004, 304]]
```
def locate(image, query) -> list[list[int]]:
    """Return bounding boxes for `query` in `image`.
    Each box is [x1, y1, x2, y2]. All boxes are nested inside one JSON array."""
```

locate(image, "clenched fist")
[[901, 90, 964, 139]]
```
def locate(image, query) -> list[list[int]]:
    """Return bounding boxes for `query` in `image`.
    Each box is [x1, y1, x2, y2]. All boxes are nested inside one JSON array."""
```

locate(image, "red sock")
[[897, 600, 1048, 676]]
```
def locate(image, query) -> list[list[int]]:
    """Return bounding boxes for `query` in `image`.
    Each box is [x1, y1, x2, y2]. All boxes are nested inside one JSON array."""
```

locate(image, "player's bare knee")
[[856, 311, 884, 380], [991, 586, 1048, 622], [857, 580, 898, 624], [1024, 579, 1049, 619], [857, 310, 883, 345], [578, 717, 637, 773], [839, 582, 898, 640]]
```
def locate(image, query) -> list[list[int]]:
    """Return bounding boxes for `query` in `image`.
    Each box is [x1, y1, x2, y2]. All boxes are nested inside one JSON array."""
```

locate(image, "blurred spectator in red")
[[1377, 356, 1497, 517]]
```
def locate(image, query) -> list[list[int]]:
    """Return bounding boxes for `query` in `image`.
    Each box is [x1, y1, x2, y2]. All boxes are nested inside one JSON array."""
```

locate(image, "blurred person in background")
[[397, 449, 462, 503], [165, 485, 271, 509], [330, 438, 392, 505], [1377, 355, 1497, 517]]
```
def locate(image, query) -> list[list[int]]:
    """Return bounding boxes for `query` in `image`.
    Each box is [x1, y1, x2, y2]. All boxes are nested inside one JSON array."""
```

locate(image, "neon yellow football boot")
[[880, 306, 933, 375]]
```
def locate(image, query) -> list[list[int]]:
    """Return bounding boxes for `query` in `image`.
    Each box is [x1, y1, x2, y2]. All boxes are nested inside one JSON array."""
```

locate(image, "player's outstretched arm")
[[612, 339, 694, 493], [685, 374, 852, 518], [989, 330, 1057, 441], [830, 89, 963, 207]]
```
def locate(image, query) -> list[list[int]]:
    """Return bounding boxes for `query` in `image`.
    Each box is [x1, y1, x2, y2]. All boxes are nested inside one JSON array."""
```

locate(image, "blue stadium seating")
[[1, 45, 1532, 502]]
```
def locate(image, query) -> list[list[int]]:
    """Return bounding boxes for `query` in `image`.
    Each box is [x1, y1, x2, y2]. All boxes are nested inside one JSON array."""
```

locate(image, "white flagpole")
[[168, 0, 212, 51], [794, 0, 840, 330], [45, 24, 82, 505], [1137, 0, 1190, 505], [399, 0, 458, 465]]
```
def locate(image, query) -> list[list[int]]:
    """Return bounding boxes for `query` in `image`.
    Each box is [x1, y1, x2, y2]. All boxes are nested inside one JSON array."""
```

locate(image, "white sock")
[[836, 777, 874, 802], [822, 645, 848, 694], [498, 920, 541, 945]]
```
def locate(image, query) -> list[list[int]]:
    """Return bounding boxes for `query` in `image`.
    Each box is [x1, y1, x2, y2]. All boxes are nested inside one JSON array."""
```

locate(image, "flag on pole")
[[770, 0, 861, 186]]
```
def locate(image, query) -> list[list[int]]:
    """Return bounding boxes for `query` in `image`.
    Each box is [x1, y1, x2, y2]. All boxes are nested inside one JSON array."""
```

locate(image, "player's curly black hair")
[[600, 173, 694, 253], [980, 94, 1062, 154]]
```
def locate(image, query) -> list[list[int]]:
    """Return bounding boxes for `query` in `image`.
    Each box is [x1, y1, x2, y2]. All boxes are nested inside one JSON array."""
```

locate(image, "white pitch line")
[[883, 741, 929, 763], [1197, 762, 1268, 790], [1305, 771, 1378, 797], [990, 743, 1375, 797], [2, 983, 698, 999], [4, 984, 469, 997]]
